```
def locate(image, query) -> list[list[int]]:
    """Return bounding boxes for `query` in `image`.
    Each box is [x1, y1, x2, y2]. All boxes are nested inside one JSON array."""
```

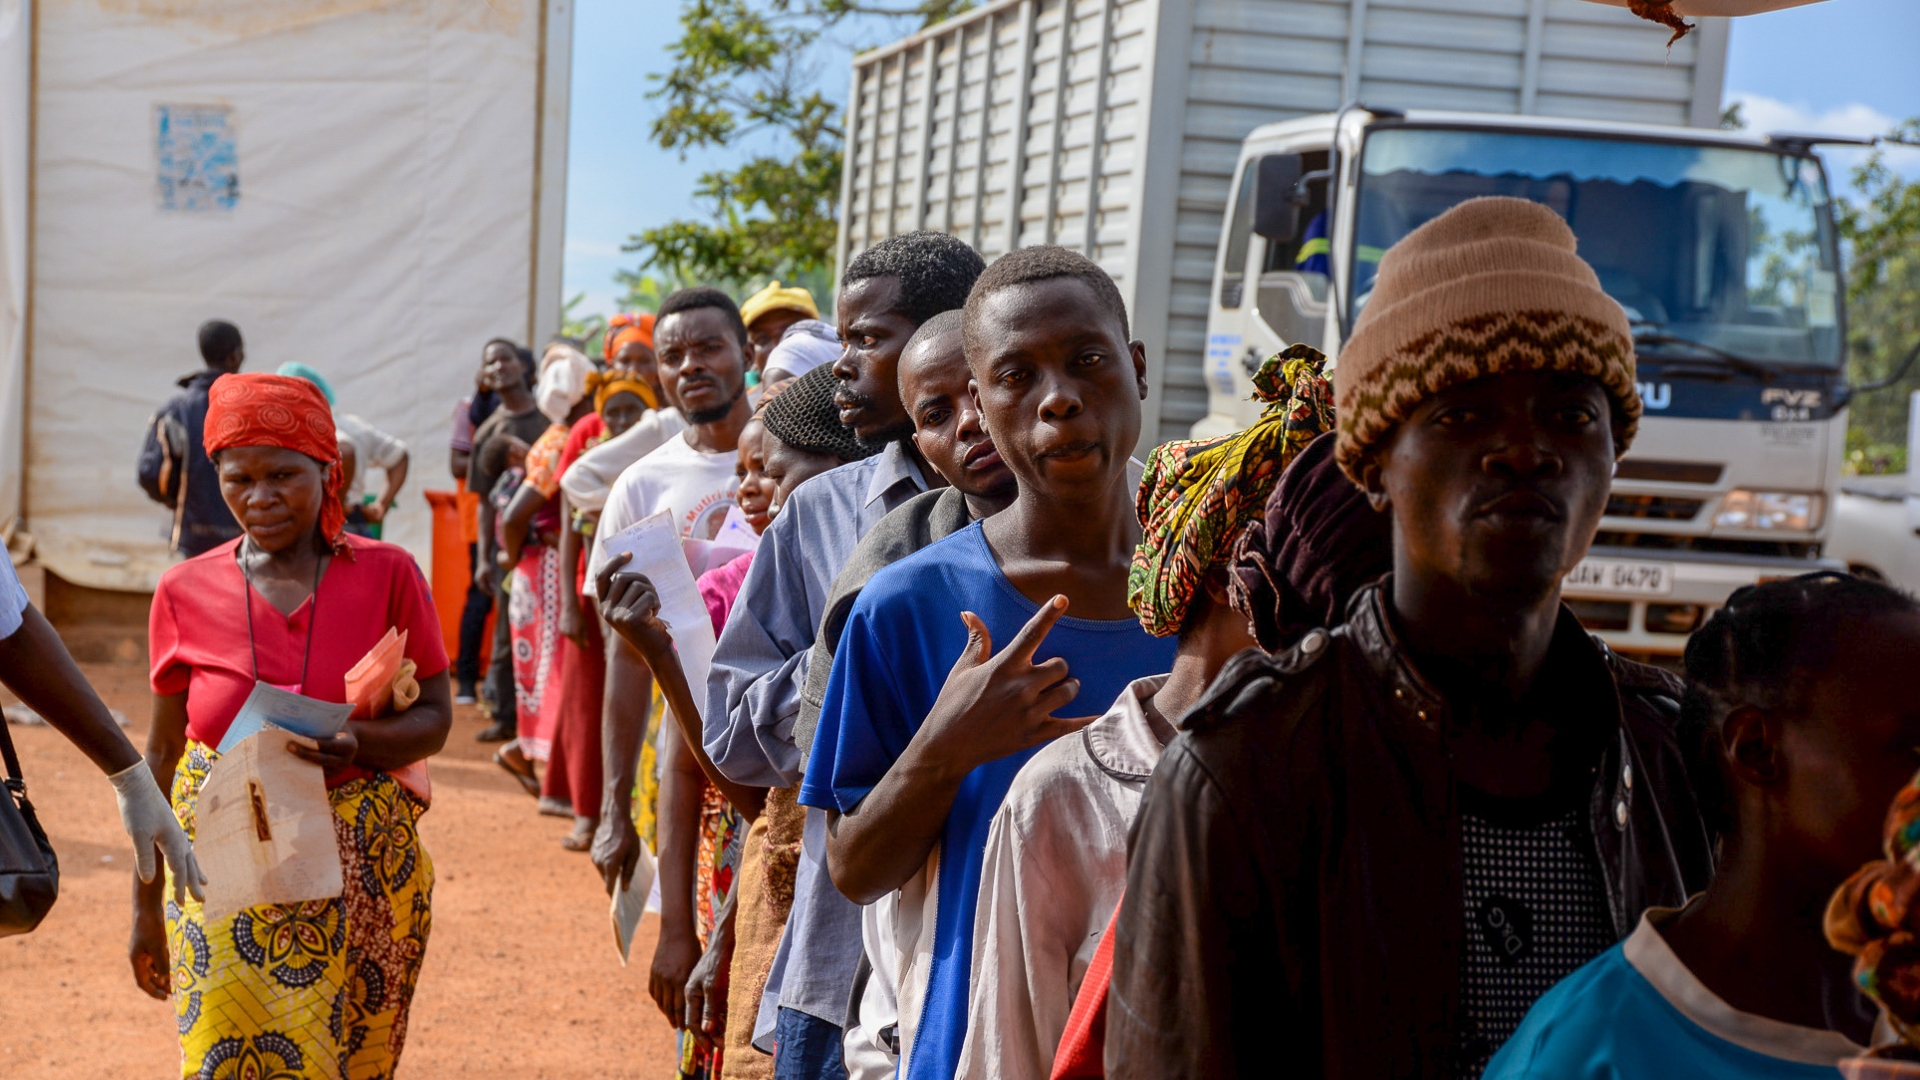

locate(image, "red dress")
[[149, 534, 450, 788], [536, 411, 611, 817]]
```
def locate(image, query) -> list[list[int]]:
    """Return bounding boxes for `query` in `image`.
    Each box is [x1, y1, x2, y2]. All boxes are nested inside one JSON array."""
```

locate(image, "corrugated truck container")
[[0, 0, 574, 591], [834, 0, 1731, 447]]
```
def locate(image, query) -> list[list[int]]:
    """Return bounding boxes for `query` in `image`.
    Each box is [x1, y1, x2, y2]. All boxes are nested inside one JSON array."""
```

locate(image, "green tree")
[[1838, 119, 1920, 474], [623, 0, 970, 287], [561, 293, 607, 356]]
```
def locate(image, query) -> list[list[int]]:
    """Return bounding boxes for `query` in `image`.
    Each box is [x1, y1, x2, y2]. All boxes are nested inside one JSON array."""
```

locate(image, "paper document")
[[217, 682, 355, 756], [600, 510, 721, 713], [344, 628, 431, 804], [344, 628, 408, 720], [195, 731, 344, 923], [610, 841, 659, 965], [681, 507, 757, 577]]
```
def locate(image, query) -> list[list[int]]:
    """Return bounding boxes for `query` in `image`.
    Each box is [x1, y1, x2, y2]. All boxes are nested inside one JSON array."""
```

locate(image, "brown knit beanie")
[[1333, 196, 1638, 484]]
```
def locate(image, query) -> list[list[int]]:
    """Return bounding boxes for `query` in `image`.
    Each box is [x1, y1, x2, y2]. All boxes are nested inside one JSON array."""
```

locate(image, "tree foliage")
[[624, 0, 970, 287], [1837, 119, 1920, 473], [560, 293, 607, 356]]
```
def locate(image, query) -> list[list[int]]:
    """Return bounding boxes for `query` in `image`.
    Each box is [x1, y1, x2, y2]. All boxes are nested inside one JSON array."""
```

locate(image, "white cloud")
[[564, 238, 627, 258], [1727, 92, 1920, 190]]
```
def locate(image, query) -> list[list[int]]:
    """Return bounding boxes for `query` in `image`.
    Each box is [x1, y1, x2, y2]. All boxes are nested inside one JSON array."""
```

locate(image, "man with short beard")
[[1105, 197, 1715, 1079], [588, 286, 750, 1038], [703, 232, 985, 1080]]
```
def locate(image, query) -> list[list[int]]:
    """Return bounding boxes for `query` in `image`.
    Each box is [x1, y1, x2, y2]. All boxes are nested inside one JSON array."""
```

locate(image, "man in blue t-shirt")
[[800, 246, 1177, 1080]]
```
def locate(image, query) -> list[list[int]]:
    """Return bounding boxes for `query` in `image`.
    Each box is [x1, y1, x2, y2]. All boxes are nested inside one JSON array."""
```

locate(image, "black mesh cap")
[[759, 364, 877, 463]]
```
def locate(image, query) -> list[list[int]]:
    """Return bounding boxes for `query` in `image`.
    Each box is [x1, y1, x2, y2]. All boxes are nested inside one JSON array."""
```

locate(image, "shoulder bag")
[[0, 717, 59, 936]]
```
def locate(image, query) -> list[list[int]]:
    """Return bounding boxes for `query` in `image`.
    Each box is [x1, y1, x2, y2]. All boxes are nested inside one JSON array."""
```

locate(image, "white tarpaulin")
[[29, 0, 566, 590], [0, 0, 26, 541]]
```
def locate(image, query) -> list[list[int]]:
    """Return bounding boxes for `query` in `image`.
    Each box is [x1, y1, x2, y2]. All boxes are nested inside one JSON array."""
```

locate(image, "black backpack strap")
[[0, 713, 26, 797]]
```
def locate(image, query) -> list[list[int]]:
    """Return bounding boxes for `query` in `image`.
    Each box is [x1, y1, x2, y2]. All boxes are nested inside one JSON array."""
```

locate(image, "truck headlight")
[[1713, 490, 1823, 531]]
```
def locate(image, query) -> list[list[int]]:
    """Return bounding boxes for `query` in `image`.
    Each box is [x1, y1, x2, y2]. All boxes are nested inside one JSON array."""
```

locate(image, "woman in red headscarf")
[[129, 373, 453, 1079]]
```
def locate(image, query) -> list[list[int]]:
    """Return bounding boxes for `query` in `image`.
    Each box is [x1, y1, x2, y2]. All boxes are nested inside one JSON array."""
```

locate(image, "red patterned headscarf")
[[203, 373, 348, 552]]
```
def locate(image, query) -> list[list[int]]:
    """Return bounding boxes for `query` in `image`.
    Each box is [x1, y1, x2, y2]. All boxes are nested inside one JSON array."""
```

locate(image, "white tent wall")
[[0, 0, 27, 540], [28, 0, 567, 592]]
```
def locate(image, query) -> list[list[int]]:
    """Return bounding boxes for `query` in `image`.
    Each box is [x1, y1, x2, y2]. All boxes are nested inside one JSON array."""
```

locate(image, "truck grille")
[[1614, 460, 1724, 484], [1604, 494, 1704, 521], [1592, 531, 1821, 560]]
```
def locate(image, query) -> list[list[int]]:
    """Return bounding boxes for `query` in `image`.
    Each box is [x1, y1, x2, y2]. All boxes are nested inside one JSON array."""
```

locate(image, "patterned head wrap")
[[587, 368, 659, 414], [203, 373, 349, 553], [1127, 345, 1336, 637], [1827, 769, 1920, 1052], [1228, 430, 1393, 651], [604, 312, 655, 362]]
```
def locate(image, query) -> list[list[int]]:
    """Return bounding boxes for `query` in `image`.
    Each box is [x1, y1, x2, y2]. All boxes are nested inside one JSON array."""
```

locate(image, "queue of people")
[[0, 192, 1906, 1079], [578, 200, 1920, 1080]]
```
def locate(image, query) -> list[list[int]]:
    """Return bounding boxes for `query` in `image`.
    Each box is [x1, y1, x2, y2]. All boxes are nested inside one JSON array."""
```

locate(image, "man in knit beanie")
[[1109, 196, 1714, 1080]]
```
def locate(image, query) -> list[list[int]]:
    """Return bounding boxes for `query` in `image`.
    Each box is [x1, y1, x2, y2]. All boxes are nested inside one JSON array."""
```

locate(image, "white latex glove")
[[108, 759, 206, 905]]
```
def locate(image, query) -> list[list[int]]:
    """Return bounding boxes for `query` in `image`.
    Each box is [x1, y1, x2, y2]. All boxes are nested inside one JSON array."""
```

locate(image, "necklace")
[[237, 539, 327, 691]]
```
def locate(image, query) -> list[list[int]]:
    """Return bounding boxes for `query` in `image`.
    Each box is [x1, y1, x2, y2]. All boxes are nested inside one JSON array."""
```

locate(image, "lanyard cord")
[[239, 540, 326, 691]]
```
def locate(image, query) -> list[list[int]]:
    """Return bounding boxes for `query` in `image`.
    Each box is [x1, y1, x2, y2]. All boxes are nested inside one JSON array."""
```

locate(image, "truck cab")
[[1199, 109, 1849, 654]]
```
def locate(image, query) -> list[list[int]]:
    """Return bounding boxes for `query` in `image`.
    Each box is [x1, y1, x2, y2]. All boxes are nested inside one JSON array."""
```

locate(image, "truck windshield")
[[1353, 127, 1843, 368]]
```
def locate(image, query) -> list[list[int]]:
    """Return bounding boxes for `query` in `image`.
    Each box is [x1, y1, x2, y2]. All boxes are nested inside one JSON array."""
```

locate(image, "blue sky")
[[562, 0, 1920, 321]]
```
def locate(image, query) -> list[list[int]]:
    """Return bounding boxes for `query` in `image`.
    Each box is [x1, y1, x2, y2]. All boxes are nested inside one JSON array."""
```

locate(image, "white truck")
[[835, 0, 1731, 447], [1827, 392, 1920, 595], [838, 0, 1874, 653]]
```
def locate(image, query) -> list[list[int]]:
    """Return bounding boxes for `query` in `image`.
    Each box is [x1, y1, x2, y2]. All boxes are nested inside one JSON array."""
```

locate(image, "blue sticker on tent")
[[155, 105, 238, 212]]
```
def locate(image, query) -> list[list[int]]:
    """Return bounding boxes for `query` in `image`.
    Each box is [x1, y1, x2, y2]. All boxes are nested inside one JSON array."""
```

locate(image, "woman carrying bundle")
[[130, 372, 452, 1080]]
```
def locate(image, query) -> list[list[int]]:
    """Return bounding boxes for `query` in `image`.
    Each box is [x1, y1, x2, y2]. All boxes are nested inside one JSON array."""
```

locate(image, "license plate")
[[1564, 558, 1673, 597]]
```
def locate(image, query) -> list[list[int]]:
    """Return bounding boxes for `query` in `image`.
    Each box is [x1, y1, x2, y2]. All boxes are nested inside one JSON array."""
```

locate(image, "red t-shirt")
[[149, 535, 450, 786]]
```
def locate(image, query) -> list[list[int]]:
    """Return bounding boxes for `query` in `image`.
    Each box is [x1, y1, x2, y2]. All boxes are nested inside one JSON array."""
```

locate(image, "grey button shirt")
[[704, 440, 929, 787], [703, 440, 929, 1032]]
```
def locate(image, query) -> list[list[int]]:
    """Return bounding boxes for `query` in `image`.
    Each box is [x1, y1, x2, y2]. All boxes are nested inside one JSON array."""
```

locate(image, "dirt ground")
[[0, 659, 682, 1079]]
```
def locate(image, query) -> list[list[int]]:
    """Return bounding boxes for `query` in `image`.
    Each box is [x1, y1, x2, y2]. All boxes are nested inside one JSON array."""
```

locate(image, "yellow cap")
[[739, 281, 819, 327]]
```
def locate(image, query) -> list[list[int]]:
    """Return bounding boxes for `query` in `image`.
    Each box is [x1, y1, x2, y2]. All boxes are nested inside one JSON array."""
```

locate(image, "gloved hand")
[[108, 759, 207, 905]]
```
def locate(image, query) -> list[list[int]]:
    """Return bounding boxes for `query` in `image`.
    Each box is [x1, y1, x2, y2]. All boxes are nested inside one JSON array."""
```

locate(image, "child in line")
[[1486, 572, 1919, 1078]]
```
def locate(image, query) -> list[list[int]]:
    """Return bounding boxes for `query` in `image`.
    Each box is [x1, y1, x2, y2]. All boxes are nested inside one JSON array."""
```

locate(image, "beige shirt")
[[955, 675, 1174, 1080]]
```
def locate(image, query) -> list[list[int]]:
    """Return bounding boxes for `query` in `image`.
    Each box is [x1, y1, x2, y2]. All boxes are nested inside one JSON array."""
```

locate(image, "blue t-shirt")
[[1484, 924, 1866, 1079], [799, 521, 1176, 1079]]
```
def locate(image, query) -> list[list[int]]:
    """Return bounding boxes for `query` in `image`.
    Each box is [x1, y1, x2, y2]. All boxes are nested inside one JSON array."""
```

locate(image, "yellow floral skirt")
[[166, 740, 434, 1080]]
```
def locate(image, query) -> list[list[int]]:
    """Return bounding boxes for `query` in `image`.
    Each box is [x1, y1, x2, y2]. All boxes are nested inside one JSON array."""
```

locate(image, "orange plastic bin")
[[424, 484, 491, 677]]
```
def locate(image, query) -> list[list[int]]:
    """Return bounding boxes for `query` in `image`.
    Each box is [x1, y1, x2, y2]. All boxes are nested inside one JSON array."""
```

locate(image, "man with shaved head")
[[803, 246, 1176, 1080], [704, 232, 986, 1080]]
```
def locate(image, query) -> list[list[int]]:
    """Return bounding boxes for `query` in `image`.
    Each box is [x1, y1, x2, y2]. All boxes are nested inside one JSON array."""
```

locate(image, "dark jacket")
[[1106, 582, 1714, 1079], [137, 370, 239, 556]]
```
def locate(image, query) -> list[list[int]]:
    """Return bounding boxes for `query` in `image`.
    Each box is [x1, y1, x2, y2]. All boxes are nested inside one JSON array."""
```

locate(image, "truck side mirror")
[[1252, 154, 1303, 243]]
